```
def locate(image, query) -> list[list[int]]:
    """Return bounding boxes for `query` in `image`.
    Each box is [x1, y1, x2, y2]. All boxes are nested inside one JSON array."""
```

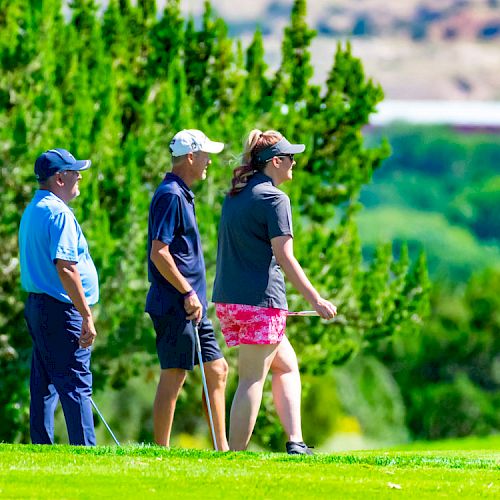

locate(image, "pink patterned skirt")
[[215, 303, 287, 347]]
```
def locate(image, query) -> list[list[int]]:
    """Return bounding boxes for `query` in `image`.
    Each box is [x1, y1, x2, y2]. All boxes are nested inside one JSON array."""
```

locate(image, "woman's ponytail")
[[229, 129, 282, 196]]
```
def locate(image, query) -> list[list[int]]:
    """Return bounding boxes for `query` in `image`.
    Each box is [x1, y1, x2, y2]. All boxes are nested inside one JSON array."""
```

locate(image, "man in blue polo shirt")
[[19, 148, 98, 446], [146, 129, 229, 450]]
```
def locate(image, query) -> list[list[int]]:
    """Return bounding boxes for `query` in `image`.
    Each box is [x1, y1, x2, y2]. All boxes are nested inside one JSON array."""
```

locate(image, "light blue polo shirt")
[[19, 190, 99, 305]]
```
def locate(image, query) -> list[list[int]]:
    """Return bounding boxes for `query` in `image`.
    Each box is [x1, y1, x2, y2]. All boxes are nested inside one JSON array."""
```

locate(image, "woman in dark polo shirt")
[[213, 129, 337, 454]]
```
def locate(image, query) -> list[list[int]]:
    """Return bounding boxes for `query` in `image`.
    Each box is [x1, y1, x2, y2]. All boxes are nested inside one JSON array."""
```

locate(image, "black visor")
[[255, 138, 305, 163]]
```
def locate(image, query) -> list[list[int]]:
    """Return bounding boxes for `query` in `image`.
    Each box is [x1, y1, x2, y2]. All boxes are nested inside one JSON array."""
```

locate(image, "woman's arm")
[[271, 235, 337, 319]]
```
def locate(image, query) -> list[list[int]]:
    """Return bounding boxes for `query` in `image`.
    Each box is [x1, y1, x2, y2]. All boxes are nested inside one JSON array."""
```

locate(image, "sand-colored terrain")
[[175, 0, 500, 100]]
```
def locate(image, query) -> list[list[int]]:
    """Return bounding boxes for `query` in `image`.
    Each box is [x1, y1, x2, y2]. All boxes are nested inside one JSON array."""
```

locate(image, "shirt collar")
[[252, 171, 275, 186], [164, 173, 195, 202], [34, 189, 75, 211], [35, 189, 66, 204]]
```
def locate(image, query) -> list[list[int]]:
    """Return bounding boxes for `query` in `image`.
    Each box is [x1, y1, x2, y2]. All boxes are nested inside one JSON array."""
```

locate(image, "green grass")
[[392, 435, 500, 451], [0, 444, 498, 499]]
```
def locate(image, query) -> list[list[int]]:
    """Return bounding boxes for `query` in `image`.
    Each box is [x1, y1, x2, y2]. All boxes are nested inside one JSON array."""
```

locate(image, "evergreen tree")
[[243, 28, 269, 109], [296, 41, 390, 222], [102, 0, 127, 58], [205, 17, 235, 120], [148, 0, 184, 80], [274, 0, 316, 105], [137, 0, 156, 23], [184, 2, 216, 112], [0, 0, 36, 68]]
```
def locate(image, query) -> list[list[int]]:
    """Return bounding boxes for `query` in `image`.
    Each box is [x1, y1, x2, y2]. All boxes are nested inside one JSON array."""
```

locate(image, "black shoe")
[[286, 441, 314, 455]]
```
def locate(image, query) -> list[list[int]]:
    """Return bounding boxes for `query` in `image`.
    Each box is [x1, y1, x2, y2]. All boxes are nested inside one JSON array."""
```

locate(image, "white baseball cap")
[[169, 129, 224, 157]]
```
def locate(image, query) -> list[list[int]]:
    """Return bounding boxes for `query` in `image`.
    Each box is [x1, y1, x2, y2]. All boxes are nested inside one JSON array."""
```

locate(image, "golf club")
[[193, 321, 218, 451], [90, 398, 121, 446], [288, 310, 347, 324], [287, 310, 320, 316]]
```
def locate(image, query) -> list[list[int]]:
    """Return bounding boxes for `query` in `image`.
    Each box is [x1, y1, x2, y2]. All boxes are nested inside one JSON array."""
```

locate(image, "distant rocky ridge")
[[181, 0, 500, 42], [177, 0, 500, 100]]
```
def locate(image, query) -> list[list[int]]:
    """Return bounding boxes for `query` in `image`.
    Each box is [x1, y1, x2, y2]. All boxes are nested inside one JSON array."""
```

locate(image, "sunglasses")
[[276, 154, 294, 162]]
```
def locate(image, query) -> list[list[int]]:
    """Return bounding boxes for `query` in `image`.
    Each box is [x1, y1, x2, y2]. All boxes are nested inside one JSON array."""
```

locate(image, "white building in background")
[[372, 100, 500, 128]]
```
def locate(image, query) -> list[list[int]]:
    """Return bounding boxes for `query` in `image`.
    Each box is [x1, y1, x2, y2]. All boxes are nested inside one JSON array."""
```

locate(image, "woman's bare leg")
[[229, 344, 278, 450], [270, 336, 303, 442]]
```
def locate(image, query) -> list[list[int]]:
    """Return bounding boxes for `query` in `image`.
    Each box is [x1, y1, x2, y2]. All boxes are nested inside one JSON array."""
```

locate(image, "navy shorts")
[[149, 314, 223, 370]]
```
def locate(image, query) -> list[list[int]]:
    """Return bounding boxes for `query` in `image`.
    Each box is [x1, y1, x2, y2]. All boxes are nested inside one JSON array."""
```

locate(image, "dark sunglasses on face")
[[276, 154, 294, 162]]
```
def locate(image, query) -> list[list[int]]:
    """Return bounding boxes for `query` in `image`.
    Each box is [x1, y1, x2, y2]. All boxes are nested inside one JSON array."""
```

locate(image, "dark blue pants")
[[25, 293, 96, 446]]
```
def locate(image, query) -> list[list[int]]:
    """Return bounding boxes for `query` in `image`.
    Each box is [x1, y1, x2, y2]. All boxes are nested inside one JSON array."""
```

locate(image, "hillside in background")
[[178, 0, 500, 100], [359, 126, 500, 280]]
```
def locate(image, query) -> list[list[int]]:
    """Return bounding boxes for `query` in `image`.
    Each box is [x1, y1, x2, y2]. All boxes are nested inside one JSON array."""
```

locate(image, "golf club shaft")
[[287, 310, 346, 324], [287, 310, 320, 316], [90, 398, 120, 446], [193, 322, 218, 451]]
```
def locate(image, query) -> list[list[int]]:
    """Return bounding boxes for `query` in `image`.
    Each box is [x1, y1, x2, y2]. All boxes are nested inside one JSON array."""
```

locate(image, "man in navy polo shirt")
[[146, 129, 229, 450], [19, 148, 99, 446]]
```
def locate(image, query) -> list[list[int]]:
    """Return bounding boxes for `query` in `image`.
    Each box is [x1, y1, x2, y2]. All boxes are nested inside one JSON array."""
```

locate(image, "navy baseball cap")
[[255, 137, 305, 163], [34, 148, 91, 181]]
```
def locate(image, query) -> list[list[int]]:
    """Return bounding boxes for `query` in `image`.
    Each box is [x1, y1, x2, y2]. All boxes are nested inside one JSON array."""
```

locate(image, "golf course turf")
[[0, 442, 498, 498]]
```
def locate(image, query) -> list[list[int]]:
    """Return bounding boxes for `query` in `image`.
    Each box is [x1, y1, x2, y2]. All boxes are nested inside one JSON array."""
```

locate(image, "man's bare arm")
[[150, 240, 203, 323], [56, 259, 97, 348]]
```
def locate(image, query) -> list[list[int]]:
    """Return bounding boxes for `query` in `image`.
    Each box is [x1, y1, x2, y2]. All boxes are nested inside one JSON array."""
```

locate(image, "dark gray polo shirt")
[[212, 172, 293, 310]]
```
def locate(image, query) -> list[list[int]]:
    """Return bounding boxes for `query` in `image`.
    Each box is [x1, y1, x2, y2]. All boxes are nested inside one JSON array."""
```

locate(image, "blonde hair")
[[229, 129, 282, 196]]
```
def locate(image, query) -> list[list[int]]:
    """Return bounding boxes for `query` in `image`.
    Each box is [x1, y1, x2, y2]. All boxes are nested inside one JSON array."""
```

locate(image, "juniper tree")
[[273, 0, 315, 106], [184, 1, 227, 115], [243, 29, 269, 110], [148, 0, 184, 80]]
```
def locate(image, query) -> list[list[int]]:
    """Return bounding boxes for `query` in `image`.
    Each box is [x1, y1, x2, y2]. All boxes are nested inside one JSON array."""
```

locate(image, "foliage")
[[358, 125, 499, 440], [334, 356, 409, 445], [357, 207, 500, 281], [359, 125, 500, 283], [373, 267, 500, 440], [362, 126, 500, 241], [451, 175, 500, 241], [0, 0, 429, 448]]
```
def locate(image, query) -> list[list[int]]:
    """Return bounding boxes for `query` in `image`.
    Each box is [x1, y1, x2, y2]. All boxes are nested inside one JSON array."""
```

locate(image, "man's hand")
[[79, 316, 97, 348], [184, 293, 203, 324]]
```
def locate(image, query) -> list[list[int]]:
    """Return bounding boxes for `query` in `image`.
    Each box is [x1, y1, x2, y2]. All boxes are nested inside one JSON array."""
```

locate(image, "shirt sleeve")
[[49, 211, 79, 263], [152, 192, 181, 245], [265, 193, 294, 240]]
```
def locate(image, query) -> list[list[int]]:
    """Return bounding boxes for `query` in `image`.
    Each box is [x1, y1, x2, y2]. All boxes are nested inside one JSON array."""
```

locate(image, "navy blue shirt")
[[146, 173, 207, 316]]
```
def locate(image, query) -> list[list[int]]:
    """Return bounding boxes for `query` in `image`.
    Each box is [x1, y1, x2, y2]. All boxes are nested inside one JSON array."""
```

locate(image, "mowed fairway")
[[0, 444, 498, 499]]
